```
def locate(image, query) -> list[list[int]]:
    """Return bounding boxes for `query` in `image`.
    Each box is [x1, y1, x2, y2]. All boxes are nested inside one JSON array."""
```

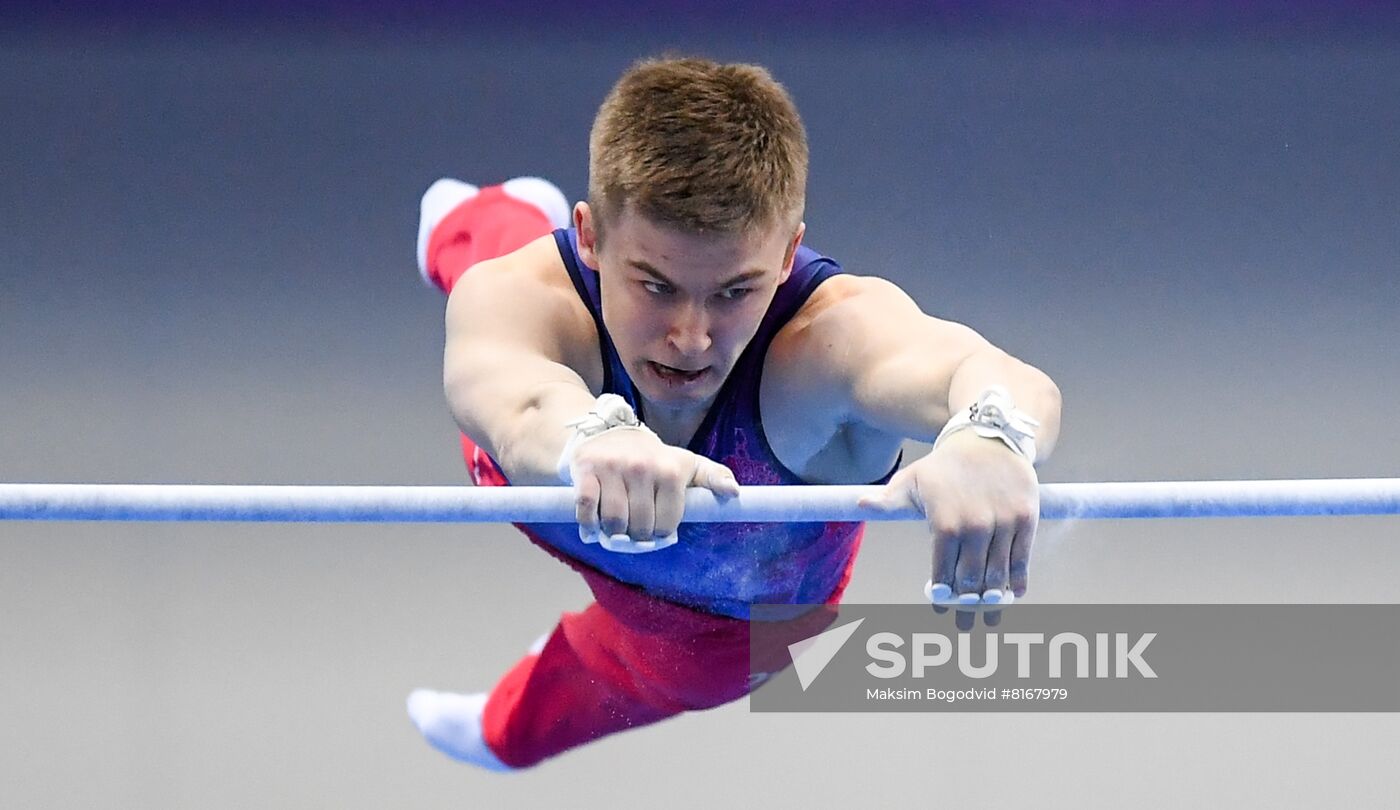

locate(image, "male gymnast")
[[406, 56, 1062, 770]]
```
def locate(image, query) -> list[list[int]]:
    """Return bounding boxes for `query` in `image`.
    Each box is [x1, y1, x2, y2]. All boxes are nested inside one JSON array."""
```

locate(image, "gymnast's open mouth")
[[647, 361, 711, 385]]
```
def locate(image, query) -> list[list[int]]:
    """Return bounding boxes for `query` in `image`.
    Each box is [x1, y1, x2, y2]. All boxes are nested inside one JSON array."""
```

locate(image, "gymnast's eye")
[[716, 287, 752, 302], [641, 281, 673, 296]]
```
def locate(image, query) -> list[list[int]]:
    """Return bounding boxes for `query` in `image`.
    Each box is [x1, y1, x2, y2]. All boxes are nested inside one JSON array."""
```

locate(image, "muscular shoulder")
[[779, 272, 983, 383], [769, 274, 915, 397], [794, 274, 917, 328], [758, 274, 911, 481], [445, 234, 602, 384]]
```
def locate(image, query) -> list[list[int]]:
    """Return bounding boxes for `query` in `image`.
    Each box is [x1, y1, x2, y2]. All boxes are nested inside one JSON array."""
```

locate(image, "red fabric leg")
[[424, 185, 556, 295], [478, 535, 862, 768]]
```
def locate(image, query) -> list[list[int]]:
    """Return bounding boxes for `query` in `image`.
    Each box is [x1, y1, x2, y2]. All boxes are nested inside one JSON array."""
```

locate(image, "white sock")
[[501, 176, 571, 229], [406, 689, 515, 772]]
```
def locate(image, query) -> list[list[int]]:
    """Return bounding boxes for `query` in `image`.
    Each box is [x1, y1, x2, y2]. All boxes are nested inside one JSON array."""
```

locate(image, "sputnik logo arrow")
[[787, 618, 865, 690]]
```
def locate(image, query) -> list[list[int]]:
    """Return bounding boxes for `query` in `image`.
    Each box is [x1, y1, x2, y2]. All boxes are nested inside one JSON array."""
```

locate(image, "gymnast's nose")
[[666, 303, 712, 357]]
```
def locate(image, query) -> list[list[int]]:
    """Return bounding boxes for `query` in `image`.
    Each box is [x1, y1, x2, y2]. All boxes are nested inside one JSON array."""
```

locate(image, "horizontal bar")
[[0, 479, 1398, 523]]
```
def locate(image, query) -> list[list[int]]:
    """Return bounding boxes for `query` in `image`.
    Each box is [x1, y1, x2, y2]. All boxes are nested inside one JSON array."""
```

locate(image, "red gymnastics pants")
[[424, 186, 859, 768]]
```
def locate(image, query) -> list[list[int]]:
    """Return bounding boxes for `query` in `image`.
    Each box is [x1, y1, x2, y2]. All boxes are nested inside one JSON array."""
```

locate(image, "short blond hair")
[[588, 56, 809, 240]]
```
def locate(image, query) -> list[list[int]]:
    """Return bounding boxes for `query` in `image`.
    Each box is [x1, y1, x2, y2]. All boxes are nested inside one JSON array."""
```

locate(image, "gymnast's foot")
[[406, 689, 515, 772], [416, 175, 571, 292]]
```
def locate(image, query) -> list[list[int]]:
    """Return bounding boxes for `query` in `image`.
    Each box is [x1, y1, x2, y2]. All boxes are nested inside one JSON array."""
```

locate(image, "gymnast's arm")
[[442, 240, 740, 545], [441, 247, 601, 486], [786, 274, 1061, 598], [801, 274, 1061, 455]]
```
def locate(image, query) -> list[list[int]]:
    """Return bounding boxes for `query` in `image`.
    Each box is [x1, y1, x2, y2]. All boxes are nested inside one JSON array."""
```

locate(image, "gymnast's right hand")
[[564, 424, 740, 554]]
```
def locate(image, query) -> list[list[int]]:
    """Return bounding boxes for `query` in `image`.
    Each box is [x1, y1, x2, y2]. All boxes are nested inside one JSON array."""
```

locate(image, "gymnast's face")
[[575, 203, 803, 415]]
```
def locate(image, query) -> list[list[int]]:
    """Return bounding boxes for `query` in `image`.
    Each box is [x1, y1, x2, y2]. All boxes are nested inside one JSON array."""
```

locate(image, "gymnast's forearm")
[[947, 347, 1063, 460], [445, 364, 598, 486]]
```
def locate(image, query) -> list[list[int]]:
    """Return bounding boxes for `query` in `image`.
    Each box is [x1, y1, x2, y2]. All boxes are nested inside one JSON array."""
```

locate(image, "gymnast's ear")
[[574, 202, 600, 271], [778, 221, 806, 284]]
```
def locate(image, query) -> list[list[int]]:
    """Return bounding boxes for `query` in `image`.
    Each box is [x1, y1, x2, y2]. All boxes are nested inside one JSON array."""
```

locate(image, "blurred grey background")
[[1, 3, 1397, 808]]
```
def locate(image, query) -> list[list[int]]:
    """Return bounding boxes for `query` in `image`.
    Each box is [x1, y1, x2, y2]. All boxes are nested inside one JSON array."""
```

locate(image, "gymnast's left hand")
[[858, 429, 1040, 603]]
